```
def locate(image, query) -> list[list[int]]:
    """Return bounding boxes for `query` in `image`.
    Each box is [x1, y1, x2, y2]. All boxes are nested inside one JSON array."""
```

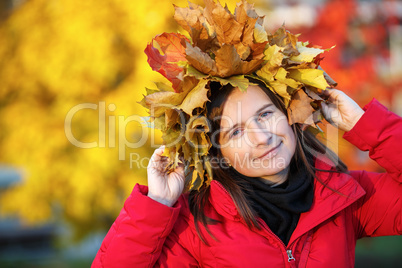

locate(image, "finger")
[[151, 145, 165, 160], [174, 162, 185, 175], [319, 101, 335, 124], [319, 88, 339, 103], [318, 89, 331, 100], [148, 146, 166, 169]]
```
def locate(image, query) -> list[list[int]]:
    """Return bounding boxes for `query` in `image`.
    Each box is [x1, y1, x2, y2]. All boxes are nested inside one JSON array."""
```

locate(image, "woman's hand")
[[320, 89, 365, 132], [147, 146, 185, 207]]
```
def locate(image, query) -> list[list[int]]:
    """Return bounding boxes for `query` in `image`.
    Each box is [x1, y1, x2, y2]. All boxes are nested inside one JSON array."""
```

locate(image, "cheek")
[[285, 126, 297, 153], [275, 120, 296, 150], [220, 140, 249, 163]]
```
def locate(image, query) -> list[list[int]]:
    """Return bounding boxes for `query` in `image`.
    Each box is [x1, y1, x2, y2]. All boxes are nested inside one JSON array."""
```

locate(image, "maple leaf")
[[254, 23, 268, 43], [174, 3, 207, 38], [290, 42, 325, 63], [287, 68, 330, 90], [187, 168, 203, 191], [203, 0, 243, 45], [304, 86, 324, 100], [234, 43, 251, 60], [287, 89, 315, 125], [182, 141, 192, 161], [141, 87, 189, 117], [185, 115, 210, 152], [144, 32, 188, 92], [234, 0, 265, 46], [162, 127, 184, 149], [185, 41, 219, 76], [275, 67, 301, 89], [262, 44, 284, 68], [174, 3, 219, 52], [269, 26, 299, 57], [318, 66, 338, 87], [214, 44, 264, 77], [165, 108, 183, 129], [215, 44, 242, 76], [270, 81, 291, 107], [203, 156, 213, 185], [154, 81, 174, 92], [212, 75, 251, 92], [186, 65, 209, 79], [179, 79, 209, 115]]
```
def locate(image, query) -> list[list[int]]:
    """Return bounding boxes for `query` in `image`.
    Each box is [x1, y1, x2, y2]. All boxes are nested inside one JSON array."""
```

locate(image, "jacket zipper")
[[286, 250, 295, 262], [214, 182, 296, 263], [258, 218, 296, 263]]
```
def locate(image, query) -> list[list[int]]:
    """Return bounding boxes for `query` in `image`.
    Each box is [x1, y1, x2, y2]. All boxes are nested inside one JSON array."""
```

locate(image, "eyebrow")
[[222, 103, 274, 139]]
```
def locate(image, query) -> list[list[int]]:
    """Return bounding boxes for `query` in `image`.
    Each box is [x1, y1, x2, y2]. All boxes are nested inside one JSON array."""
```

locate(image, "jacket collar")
[[208, 157, 366, 243], [288, 158, 365, 245], [209, 180, 242, 221]]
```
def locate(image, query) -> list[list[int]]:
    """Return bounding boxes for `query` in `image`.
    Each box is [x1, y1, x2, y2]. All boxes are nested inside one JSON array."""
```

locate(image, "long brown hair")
[[188, 79, 347, 243]]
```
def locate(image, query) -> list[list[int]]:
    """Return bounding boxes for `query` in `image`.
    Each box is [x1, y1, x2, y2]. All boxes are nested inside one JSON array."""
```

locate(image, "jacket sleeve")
[[91, 183, 199, 268], [343, 98, 402, 238]]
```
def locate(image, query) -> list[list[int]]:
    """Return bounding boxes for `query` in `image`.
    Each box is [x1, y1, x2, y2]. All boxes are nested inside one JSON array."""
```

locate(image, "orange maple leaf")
[[144, 33, 189, 92]]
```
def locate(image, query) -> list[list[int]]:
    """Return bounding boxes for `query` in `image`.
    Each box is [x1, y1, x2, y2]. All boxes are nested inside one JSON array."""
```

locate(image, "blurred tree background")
[[0, 0, 400, 267]]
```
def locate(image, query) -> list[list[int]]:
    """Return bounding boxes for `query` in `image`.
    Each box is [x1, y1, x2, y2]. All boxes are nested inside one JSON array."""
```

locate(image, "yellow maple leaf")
[[290, 42, 325, 63], [287, 68, 329, 90], [178, 79, 209, 115]]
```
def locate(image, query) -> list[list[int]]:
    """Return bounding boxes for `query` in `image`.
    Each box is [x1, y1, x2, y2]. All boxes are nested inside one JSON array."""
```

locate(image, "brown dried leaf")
[[287, 89, 315, 125], [174, 3, 220, 52], [269, 27, 299, 57], [236, 0, 264, 44], [215, 44, 264, 77], [142, 81, 195, 117], [162, 127, 184, 148], [182, 141, 192, 161], [185, 41, 218, 76], [204, 0, 243, 45], [143, 92, 181, 117], [215, 44, 242, 77], [174, 4, 206, 37], [235, 0, 259, 21], [185, 115, 211, 157], [165, 108, 183, 129], [235, 43, 251, 60], [240, 58, 265, 75], [304, 86, 323, 101]]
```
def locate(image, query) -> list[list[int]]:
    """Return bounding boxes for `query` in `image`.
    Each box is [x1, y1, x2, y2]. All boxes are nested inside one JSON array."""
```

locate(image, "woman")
[[92, 0, 401, 267], [92, 80, 402, 267]]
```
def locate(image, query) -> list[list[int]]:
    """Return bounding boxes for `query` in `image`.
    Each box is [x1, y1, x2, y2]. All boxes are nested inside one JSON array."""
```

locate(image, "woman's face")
[[218, 85, 297, 184]]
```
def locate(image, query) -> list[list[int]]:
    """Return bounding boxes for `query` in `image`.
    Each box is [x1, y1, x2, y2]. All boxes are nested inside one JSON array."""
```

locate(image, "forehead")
[[220, 85, 273, 124]]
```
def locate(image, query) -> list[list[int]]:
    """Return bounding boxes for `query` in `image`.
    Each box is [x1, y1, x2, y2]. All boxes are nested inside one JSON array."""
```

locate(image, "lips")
[[256, 142, 282, 160]]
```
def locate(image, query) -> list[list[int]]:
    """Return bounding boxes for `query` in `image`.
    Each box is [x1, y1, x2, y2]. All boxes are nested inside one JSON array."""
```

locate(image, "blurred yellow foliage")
[[0, 0, 245, 237]]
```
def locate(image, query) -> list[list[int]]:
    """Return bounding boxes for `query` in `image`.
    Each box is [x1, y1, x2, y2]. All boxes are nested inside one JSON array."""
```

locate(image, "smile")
[[256, 142, 282, 161]]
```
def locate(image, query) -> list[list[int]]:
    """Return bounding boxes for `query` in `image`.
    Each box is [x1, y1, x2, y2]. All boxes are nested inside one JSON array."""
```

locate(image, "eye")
[[259, 110, 272, 120], [230, 128, 241, 138]]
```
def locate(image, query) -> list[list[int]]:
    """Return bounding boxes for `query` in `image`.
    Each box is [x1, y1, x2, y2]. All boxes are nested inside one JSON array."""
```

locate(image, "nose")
[[246, 120, 272, 147]]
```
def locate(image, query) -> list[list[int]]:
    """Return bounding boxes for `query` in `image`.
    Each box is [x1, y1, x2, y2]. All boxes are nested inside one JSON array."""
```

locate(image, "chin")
[[237, 164, 289, 178]]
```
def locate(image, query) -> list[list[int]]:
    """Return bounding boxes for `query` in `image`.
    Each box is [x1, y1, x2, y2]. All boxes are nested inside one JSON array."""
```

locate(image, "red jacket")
[[92, 99, 402, 267]]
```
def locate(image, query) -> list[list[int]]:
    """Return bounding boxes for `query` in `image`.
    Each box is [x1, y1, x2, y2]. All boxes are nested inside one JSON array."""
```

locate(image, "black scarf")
[[231, 158, 314, 245]]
